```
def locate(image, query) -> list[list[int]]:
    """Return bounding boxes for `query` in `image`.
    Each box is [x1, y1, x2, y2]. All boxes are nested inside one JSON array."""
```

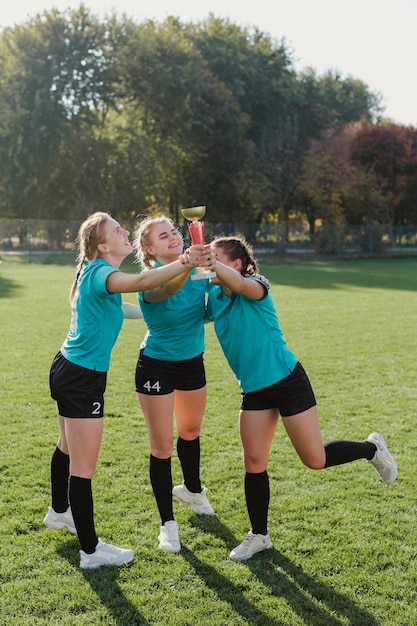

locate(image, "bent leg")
[[282, 406, 326, 469], [283, 406, 378, 469]]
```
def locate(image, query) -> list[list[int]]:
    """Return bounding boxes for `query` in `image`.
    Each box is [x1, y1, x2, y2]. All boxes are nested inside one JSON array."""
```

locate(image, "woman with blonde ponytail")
[[132, 216, 216, 554], [44, 212, 213, 569]]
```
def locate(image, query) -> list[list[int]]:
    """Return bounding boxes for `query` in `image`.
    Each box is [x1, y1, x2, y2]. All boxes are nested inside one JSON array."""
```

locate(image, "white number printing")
[[143, 380, 161, 393]]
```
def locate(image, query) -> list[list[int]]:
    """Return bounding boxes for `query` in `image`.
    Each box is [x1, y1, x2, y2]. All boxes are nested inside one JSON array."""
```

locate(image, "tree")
[[0, 6, 121, 227], [351, 123, 417, 228], [116, 17, 252, 222], [0, 10, 390, 231], [298, 123, 387, 233]]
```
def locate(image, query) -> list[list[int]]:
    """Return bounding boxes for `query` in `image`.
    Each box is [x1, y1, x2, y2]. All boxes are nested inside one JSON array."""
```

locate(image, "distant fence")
[[1, 218, 417, 261]]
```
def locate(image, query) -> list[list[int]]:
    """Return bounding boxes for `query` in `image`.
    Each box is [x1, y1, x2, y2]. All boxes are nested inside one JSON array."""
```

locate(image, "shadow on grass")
[[188, 516, 381, 626], [0, 274, 21, 298], [57, 541, 151, 626]]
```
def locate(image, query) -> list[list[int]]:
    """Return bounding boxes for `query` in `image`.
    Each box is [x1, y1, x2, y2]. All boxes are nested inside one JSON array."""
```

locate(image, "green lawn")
[[0, 256, 416, 625]]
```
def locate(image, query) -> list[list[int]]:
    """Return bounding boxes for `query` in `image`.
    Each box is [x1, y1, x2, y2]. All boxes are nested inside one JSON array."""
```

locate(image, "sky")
[[1, 0, 416, 127]]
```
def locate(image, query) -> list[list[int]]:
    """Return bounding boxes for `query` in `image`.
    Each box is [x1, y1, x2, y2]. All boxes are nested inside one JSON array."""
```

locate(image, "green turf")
[[0, 256, 416, 625]]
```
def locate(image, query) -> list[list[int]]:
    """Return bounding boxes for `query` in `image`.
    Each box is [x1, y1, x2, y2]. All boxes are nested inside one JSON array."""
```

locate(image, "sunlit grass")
[[0, 256, 416, 625]]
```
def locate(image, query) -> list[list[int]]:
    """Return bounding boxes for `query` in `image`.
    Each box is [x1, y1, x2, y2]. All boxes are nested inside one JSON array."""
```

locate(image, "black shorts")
[[49, 352, 107, 418], [135, 350, 206, 395], [241, 362, 316, 416]]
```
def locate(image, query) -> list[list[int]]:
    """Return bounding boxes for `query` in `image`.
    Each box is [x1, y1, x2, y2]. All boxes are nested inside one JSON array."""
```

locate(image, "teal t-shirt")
[[138, 266, 206, 361], [61, 259, 123, 372], [205, 277, 297, 393]]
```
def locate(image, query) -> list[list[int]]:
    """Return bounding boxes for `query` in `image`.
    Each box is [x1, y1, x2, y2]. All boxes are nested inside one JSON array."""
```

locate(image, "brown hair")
[[132, 215, 178, 269], [70, 212, 110, 305], [212, 235, 258, 275]]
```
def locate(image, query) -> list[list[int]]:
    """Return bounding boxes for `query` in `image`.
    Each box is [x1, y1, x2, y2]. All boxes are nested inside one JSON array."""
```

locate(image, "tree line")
[[0, 5, 416, 239]]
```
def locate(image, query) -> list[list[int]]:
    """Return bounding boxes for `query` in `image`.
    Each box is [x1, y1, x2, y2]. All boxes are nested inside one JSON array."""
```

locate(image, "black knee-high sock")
[[324, 440, 376, 467], [69, 476, 98, 554], [245, 471, 269, 536], [149, 455, 174, 525], [177, 436, 201, 493], [50, 446, 70, 513]]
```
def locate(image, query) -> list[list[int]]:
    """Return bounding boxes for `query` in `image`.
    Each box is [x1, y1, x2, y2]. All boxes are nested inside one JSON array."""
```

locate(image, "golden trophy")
[[181, 205, 216, 280]]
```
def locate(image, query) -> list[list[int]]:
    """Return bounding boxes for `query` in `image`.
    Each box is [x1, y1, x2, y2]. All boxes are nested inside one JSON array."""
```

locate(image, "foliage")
[[351, 123, 417, 227], [298, 123, 389, 231], [0, 7, 395, 234]]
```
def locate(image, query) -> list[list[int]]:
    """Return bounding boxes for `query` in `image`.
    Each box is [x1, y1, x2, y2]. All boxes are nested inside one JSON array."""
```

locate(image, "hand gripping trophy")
[[181, 206, 216, 280]]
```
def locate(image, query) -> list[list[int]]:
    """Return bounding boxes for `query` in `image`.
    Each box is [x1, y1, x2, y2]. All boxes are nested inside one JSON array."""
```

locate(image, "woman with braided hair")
[[206, 234, 397, 561], [44, 212, 211, 569]]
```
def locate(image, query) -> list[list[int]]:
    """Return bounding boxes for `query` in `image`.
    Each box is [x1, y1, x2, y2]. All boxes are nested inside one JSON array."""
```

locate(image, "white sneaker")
[[79, 539, 134, 569], [158, 520, 181, 553], [229, 530, 273, 561], [173, 484, 215, 516], [367, 432, 397, 484], [43, 506, 76, 534]]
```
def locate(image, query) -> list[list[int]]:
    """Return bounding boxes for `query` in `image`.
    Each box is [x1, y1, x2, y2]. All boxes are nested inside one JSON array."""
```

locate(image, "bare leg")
[[281, 406, 326, 469], [174, 387, 206, 441], [239, 408, 279, 473]]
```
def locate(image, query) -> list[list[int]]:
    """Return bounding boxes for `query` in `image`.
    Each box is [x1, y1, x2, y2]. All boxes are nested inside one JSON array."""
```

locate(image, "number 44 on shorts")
[[142, 380, 161, 393]]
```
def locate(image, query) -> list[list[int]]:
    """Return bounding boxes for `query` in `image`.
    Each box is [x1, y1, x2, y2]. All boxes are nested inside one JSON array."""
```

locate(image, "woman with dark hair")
[[206, 235, 397, 561]]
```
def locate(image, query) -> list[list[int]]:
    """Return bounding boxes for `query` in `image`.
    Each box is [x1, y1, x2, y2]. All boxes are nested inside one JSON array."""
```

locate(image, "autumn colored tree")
[[298, 123, 386, 233], [351, 123, 417, 228]]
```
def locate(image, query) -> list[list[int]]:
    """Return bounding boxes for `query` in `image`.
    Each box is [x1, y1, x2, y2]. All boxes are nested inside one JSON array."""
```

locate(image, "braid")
[[69, 212, 110, 305], [211, 234, 258, 275]]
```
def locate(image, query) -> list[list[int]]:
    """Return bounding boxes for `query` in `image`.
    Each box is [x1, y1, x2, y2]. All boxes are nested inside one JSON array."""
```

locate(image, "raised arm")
[[213, 261, 267, 300], [141, 245, 214, 303], [106, 244, 212, 295]]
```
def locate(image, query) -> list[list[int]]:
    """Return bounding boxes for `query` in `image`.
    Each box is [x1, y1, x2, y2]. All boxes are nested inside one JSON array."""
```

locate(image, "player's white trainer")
[[229, 530, 273, 561], [79, 539, 134, 569], [43, 507, 76, 534], [367, 432, 397, 484], [173, 484, 215, 516], [158, 520, 181, 553]]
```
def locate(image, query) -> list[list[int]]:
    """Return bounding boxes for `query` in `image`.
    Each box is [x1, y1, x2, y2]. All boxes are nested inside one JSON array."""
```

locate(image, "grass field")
[[0, 255, 416, 625]]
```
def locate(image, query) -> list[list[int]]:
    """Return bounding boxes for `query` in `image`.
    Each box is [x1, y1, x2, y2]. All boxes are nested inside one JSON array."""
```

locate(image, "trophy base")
[[191, 269, 217, 281]]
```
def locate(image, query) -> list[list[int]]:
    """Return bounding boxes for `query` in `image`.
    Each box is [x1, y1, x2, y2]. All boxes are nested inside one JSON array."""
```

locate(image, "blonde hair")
[[133, 215, 178, 269], [211, 234, 258, 275], [70, 211, 110, 305]]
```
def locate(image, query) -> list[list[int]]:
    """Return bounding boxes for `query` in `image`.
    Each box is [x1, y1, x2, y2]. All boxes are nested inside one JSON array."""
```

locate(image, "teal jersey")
[[138, 266, 206, 361], [206, 278, 297, 393], [61, 259, 123, 372]]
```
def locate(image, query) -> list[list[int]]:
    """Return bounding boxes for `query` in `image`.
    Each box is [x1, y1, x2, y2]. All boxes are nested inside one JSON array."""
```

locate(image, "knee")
[[243, 453, 267, 474], [70, 463, 97, 479], [301, 452, 326, 471], [57, 439, 69, 456], [178, 426, 201, 441], [151, 441, 173, 459]]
